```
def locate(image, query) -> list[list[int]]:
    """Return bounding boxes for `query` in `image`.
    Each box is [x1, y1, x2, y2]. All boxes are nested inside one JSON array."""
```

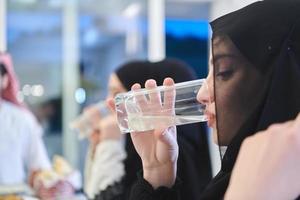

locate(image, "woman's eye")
[[216, 69, 234, 80]]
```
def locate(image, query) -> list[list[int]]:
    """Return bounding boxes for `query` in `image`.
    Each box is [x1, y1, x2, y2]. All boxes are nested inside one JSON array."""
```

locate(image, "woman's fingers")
[[131, 83, 148, 112], [155, 126, 178, 150], [145, 79, 162, 109], [162, 78, 175, 114]]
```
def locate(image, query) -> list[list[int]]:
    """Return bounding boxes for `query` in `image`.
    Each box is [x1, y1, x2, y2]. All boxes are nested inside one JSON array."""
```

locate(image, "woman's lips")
[[205, 111, 215, 127], [207, 117, 215, 127]]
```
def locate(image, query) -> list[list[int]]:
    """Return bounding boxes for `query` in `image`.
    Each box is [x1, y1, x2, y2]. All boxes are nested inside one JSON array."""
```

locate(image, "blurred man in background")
[[0, 52, 51, 186], [0, 52, 77, 199]]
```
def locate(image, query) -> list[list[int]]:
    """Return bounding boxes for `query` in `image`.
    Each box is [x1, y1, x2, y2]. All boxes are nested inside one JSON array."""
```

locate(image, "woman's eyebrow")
[[209, 54, 235, 69], [213, 54, 236, 62]]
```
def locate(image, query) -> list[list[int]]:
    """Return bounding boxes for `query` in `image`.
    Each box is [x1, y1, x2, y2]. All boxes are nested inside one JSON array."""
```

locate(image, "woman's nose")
[[197, 79, 212, 105]]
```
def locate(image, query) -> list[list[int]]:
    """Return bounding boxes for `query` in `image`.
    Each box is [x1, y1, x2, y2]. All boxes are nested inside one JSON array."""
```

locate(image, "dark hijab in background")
[[116, 59, 212, 200], [201, 0, 300, 199]]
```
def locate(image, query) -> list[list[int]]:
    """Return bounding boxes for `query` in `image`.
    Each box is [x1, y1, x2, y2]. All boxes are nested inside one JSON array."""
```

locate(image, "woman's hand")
[[99, 114, 122, 142], [35, 180, 74, 200], [85, 104, 122, 157], [108, 78, 179, 189], [83, 105, 102, 148], [225, 113, 300, 200]]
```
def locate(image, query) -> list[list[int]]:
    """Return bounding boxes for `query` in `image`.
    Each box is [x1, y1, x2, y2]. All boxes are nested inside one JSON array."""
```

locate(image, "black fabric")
[[211, 0, 300, 70], [116, 61, 153, 92], [115, 58, 198, 91], [94, 182, 123, 200], [129, 171, 181, 200]]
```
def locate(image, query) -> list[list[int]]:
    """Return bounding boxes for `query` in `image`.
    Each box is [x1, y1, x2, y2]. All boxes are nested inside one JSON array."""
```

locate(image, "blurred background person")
[[82, 103, 126, 200], [0, 52, 51, 187], [0, 53, 78, 199]]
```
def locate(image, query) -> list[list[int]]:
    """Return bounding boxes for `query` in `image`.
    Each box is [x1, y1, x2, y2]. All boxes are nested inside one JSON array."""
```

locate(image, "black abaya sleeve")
[[129, 172, 181, 200]]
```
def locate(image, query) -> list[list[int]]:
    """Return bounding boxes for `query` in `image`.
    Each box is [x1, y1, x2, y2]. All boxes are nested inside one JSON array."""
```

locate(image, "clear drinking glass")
[[69, 101, 110, 139], [115, 79, 208, 134]]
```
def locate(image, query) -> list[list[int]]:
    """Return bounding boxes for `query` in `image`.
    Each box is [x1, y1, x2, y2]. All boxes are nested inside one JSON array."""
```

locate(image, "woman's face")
[[88, 73, 126, 145], [197, 36, 265, 146], [107, 73, 127, 99]]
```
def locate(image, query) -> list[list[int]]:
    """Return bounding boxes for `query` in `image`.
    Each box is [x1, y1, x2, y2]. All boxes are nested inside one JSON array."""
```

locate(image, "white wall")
[[210, 0, 260, 20], [0, 0, 6, 51]]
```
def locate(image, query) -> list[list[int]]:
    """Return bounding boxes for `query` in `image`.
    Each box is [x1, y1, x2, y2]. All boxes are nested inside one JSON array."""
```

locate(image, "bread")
[[0, 195, 22, 200], [52, 155, 73, 176]]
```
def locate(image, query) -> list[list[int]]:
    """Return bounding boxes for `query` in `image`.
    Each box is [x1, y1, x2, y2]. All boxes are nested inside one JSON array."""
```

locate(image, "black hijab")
[[116, 58, 212, 199], [200, 1, 300, 199], [115, 59, 197, 90]]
